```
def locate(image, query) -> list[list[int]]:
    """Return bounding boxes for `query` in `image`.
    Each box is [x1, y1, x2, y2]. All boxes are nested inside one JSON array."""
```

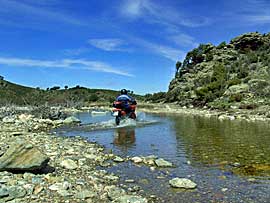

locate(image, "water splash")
[[78, 112, 158, 131]]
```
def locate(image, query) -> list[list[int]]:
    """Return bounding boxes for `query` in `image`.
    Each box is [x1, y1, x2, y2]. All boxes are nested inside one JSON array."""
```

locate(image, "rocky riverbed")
[[0, 112, 152, 203]]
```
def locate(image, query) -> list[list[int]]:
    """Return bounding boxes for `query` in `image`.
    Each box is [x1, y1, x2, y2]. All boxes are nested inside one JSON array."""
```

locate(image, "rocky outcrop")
[[167, 32, 270, 110]]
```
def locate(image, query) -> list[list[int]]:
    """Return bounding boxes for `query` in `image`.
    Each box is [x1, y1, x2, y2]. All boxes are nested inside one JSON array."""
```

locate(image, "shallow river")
[[54, 111, 270, 203]]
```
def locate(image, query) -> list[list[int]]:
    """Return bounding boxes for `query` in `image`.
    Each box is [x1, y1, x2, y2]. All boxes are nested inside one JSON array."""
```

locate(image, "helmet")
[[120, 89, 128, 95]]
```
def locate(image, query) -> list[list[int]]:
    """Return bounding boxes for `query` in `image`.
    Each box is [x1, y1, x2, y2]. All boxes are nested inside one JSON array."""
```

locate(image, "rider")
[[115, 89, 137, 114]]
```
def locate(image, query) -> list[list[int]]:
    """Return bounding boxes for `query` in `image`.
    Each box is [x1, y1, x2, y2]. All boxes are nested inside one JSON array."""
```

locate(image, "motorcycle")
[[112, 101, 137, 125]]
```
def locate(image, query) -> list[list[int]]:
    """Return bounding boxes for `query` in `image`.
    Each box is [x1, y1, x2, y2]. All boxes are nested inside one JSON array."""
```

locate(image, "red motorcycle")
[[112, 101, 137, 125]]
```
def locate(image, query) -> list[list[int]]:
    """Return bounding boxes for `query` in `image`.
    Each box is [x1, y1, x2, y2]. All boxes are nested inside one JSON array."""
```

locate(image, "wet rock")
[[125, 179, 135, 183], [113, 156, 124, 162], [131, 156, 143, 164], [169, 178, 197, 189], [143, 155, 157, 166], [114, 195, 148, 203], [60, 159, 78, 170], [63, 116, 81, 124], [154, 158, 173, 167], [0, 140, 49, 172]]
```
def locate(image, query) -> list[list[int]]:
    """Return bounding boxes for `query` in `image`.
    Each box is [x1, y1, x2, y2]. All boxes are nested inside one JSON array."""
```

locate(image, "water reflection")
[[171, 114, 270, 176], [114, 127, 136, 149]]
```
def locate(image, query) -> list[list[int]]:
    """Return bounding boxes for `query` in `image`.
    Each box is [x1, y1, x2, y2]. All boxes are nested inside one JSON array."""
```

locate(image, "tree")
[[175, 61, 182, 76], [0, 75, 4, 80], [64, 85, 68, 90], [50, 86, 60, 91]]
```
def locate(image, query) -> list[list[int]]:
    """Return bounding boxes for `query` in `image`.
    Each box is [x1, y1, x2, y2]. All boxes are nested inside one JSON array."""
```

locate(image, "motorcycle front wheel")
[[115, 116, 120, 125]]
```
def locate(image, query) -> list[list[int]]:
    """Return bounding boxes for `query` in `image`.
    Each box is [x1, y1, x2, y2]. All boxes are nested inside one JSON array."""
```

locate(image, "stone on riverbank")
[[169, 178, 197, 189], [60, 159, 78, 170], [131, 157, 143, 164], [113, 156, 124, 162], [114, 195, 148, 203], [154, 158, 173, 167], [0, 140, 49, 173], [63, 116, 81, 124]]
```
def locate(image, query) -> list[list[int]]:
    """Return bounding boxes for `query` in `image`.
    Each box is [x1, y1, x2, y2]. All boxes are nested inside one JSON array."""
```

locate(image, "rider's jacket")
[[116, 94, 136, 108]]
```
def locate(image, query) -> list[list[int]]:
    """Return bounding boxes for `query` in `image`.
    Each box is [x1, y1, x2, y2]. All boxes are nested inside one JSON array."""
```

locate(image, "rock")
[[0, 187, 9, 198], [143, 155, 157, 166], [18, 114, 33, 122], [113, 195, 148, 203], [33, 185, 43, 195], [221, 188, 228, 192], [49, 182, 70, 191], [63, 116, 81, 124], [11, 132, 24, 136], [7, 186, 27, 199], [131, 157, 143, 164], [113, 156, 124, 162], [231, 32, 265, 51], [169, 178, 197, 189], [0, 140, 49, 172], [60, 159, 78, 170], [154, 158, 173, 167], [57, 190, 72, 197], [106, 186, 126, 201], [75, 190, 97, 199], [2, 117, 15, 123]]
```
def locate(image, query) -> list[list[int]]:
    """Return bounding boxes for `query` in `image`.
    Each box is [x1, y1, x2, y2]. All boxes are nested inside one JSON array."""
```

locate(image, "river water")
[[54, 111, 270, 203]]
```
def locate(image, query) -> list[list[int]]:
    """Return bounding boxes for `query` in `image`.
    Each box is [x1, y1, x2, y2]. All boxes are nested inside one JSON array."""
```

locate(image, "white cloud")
[[88, 38, 126, 51], [149, 44, 185, 61], [128, 37, 185, 61], [0, 0, 84, 27], [0, 57, 134, 77], [170, 34, 198, 48], [122, 0, 144, 16], [225, 0, 270, 25], [120, 0, 210, 28]]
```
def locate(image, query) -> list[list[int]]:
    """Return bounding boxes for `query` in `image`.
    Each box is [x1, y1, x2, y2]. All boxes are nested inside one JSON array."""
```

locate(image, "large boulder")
[[0, 140, 49, 172]]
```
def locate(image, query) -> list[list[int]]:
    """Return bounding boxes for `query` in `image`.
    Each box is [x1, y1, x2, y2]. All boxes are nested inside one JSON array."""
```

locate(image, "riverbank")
[[0, 112, 150, 203], [137, 103, 270, 122]]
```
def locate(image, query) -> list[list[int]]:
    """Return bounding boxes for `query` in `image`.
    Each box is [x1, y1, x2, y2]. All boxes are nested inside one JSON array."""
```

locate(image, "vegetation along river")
[[53, 111, 270, 203]]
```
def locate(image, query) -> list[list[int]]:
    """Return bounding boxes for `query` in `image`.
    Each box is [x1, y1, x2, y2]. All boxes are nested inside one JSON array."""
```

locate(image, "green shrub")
[[227, 78, 241, 87], [229, 93, 243, 102]]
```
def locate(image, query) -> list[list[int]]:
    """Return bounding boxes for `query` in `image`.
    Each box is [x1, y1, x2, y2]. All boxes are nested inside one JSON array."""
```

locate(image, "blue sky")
[[0, 0, 269, 94]]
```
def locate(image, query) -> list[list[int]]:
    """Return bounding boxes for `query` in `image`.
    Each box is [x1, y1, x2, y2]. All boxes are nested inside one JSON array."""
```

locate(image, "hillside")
[[0, 78, 132, 106], [166, 32, 270, 110]]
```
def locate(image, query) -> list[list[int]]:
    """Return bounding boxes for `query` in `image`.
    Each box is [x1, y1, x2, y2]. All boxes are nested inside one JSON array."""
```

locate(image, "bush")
[[217, 41, 226, 49], [88, 93, 99, 102], [229, 93, 243, 102], [227, 78, 241, 87]]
